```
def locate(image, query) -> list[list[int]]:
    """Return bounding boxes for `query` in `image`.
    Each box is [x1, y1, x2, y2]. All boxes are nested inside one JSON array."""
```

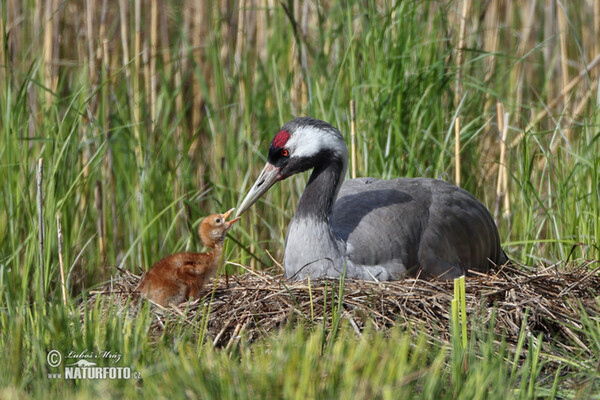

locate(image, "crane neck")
[[295, 154, 347, 220]]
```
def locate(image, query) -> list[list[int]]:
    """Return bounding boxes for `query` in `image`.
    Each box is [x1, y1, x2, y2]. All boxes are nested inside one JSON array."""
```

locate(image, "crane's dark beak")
[[236, 162, 282, 217]]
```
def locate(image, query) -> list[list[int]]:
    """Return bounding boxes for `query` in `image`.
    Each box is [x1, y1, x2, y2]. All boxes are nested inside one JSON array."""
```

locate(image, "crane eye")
[[280, 149, 289, 157], [215, 218, 221, 224]]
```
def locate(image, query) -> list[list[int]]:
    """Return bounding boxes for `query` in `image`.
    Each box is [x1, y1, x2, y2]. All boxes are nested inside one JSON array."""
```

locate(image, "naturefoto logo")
[[46, 349, 141, 380]]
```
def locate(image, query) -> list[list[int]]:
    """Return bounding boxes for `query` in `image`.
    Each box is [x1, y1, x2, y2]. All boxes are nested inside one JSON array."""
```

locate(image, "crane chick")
[[136, 208, 239, 306]]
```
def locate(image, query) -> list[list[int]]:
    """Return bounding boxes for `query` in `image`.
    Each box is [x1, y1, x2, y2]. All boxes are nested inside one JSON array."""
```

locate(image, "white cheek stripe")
[[286, 127, 347, 159]]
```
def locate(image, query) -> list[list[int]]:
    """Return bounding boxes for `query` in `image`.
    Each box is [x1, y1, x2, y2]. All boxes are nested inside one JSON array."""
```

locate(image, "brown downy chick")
[[136, 208, 239, 306]]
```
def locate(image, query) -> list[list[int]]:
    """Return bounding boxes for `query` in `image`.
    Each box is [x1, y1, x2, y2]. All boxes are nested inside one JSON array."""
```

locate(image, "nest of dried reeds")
[[87, 261, 600, 361]]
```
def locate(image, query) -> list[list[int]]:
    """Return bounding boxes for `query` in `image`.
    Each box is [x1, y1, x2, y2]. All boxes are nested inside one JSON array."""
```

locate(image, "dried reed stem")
[[557, 1, 571, 141], [95, 180, 106, 279], [191, 1, 205, 137], [494, 103, 510, 222], [453, 0, 470, 188], [300, 1, 309, 107], [454, 117, 461, 187], [133, 0, 142, 167], [454, 0, 470, 106], [543, 0, 556, 102], [37, 158, 45, 299], [256, 1, 267, 63], [85, 0, 96, 83], [557, 2, 570, 106], [99, 0, 108, 64], [159, 6, 172, 72], [350, 100, 357, 179], [143, 40, 150, 138], [78, 1, 92, 192], [595, 0, 600, 75], [118, 0, 130, 81], [512, 0, 536, 117], [98, 0, 117, 259], [174, 6, 186, 236], [43, 0, 54, 105], [34, 0, 42, 48], [483, 0, 499, 113], [235, 0, 247, 72], [115, 10, 129, 222], [0, 6, 5, 74], [56, 213, 67, 306], [150, 0, 157, 126], [494, 110, 504, 220], [502, 115, 510, 217]]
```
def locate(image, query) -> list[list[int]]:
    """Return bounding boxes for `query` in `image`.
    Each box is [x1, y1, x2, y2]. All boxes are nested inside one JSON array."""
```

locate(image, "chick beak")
[[222, 208, 241, 228]]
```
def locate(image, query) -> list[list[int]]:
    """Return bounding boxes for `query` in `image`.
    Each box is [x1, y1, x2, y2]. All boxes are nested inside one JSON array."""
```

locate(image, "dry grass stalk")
[[0, 6, 4, 77], [37, 158, 45, 299], [159, 5, 172, 74], [494, 103, 510, 222], [256, 0, 268, 63], [557, 1, 571, 142], [174, 4, 187, 237], [512, 0, 536, 118], [150, 0, 158, 127], [454, 117, 461, 187], [98, 0, 118, 259], [235, 0, 247, 76], [133, 0, 143, 167], [33, 1, 42, 52], [494, 103, 505, 220], [501, 117, 510, 217], [81, 0, 98, 200], [299, 1, 309, 108], [57, 213, 68, 306], [191, 0, 205, 139], [350, 100, 357, 179], [143, 36, 151, 137], [543, 0, 556, 102], [453, 0, 471, 188], [454, 0, 470, 106], [85, 0, 96, 84], [118, 0, 131, 83], [99, 0, 108, 64], [596, 1, 600, 79], [285, 0, 309, 111], [482, 0, 499, 114], [43, 0, 55, 106], [94, 181, 106, 280]]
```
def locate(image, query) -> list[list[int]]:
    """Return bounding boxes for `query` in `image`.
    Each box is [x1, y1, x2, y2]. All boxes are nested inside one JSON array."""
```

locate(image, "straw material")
[[88, 262, 599, 359]]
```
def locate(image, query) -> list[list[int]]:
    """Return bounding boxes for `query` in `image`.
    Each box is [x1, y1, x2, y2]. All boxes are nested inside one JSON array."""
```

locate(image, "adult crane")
[[236, 117, 507, 281]]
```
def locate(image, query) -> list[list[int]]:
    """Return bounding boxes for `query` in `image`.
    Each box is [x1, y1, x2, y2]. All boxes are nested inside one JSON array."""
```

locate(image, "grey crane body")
[[236, 117, 507, 281]]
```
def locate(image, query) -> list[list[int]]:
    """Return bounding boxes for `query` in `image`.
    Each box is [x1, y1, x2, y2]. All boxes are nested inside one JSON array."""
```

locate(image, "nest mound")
[[89, 262, 600, 355]]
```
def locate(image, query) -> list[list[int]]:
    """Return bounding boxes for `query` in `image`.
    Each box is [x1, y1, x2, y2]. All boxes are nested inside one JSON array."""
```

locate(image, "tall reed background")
[[1, 0, 599, 397]]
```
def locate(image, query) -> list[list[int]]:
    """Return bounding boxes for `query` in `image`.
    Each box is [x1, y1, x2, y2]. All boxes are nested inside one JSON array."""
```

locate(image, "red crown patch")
[[272, 130, 290, 148]]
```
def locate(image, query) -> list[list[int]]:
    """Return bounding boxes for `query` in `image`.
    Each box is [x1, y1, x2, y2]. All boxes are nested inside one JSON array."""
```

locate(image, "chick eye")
[[215, 218, 221, 224], [280, 149, 289, 157]]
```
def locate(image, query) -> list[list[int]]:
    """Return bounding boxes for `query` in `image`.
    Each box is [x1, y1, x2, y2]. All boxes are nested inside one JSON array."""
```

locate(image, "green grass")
[[2, 298, 598, 399], [1, 0, 599, 398]]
